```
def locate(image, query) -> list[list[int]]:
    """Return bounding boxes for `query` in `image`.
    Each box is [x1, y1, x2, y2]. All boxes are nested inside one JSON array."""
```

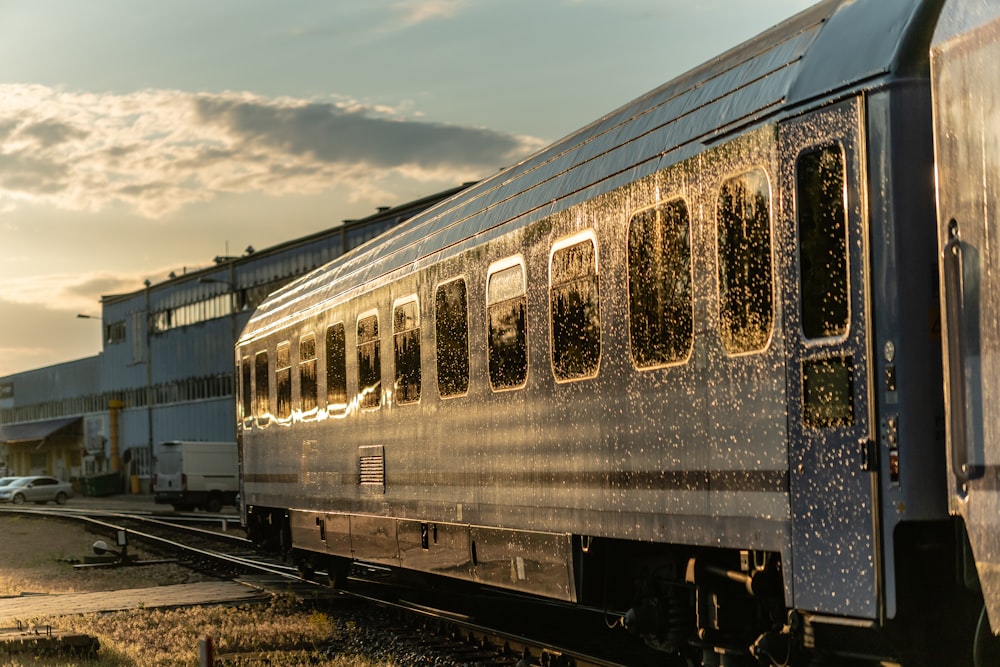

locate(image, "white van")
[[153, 440, 238, 512]]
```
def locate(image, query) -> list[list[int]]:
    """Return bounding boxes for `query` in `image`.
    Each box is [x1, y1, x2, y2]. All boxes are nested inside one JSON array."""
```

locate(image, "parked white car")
[[0, 476, 73, 505]]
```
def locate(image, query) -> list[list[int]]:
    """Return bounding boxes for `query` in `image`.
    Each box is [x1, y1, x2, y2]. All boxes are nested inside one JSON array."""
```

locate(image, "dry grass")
[[0, 515, 388, 667]]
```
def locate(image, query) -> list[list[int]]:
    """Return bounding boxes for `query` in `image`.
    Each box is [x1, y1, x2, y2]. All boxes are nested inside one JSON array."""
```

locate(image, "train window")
[[240, 355, 252, 425], [326, 323, 348, 414], [435, 278, 470, 397], [254, 350, 269, 425], [299, 333, 317, 412], [717, 169, 774, 354], [487, 259, 528, 391], [393, 297, 421, 404], [627, 199, 693, 367], [550, 234, 601, 380], [276, 342, 291, 420], [357, 313, 382, 409], [803, 356, 855, 427], [797, 145, 849, 339]]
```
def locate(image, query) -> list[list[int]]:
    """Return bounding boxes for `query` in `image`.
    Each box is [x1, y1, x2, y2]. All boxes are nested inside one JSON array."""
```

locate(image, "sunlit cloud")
[[390, 0, 467, 26], [0, 267, 180, 315], [0, 84, 543, 219]]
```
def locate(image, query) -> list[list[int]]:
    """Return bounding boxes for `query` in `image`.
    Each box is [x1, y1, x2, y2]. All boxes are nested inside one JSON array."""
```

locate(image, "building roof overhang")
[[0, 416, 82, 445]]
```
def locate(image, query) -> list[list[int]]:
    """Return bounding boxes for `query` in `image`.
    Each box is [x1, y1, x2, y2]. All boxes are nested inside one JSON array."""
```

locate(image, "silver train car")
[[237, 0, 1000, 663]]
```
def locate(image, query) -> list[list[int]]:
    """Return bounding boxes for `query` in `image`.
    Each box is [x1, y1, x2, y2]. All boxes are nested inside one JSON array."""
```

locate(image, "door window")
[[797, 145, 849, 339], [326, 323, 347, 414], [357, 313, 382, 409], [627, 199, 693, 367], [393, 298, 421, 404], [487, 260, 528, 391], [435, 278, 470, 397], [550, 235, 601, 381], [299, 333, 317, 412], [717, 169, 774, 354]]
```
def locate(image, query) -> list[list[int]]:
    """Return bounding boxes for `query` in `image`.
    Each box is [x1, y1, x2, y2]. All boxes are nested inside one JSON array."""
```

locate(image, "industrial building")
[[0, 185, 467, 491]]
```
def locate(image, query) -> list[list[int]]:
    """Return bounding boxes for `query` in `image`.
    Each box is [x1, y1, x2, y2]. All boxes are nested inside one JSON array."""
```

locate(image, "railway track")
[[0, 505, 662, 666]]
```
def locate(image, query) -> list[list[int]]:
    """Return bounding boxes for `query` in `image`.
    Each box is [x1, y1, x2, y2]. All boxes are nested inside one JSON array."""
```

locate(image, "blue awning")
[[0, 416, 81, 444]]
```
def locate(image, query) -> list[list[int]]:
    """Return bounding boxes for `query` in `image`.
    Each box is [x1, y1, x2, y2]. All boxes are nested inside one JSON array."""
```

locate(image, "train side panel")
[[233, 0, 1000, 661], [240, 129, 796, 602], [933, 0, 1000, 631]]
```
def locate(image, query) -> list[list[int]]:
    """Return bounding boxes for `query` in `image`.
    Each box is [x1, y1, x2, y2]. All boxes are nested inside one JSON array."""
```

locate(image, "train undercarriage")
[[246, 505, 994, 666]]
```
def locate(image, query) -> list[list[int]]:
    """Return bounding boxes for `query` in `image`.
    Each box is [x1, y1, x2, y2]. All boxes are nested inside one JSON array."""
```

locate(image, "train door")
[[780, 99, 880, 619], [701, 128, 790, 551], [932, 5, 1000, 632]]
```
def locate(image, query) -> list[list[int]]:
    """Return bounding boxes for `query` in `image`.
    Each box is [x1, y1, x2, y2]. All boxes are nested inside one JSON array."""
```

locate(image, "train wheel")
[[974, 606, 1000, 667]]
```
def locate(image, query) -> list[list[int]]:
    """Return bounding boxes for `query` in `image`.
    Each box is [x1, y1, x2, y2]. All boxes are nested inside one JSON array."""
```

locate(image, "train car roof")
[[242, 0, 938, 343]]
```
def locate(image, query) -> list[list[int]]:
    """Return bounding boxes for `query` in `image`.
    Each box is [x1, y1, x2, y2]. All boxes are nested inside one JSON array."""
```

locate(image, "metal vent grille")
[[358, 445, 385, 493]]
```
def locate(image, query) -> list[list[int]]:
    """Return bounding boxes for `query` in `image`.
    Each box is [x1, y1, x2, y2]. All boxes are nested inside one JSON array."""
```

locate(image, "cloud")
[[193, 96, 532, 170], [19, 119, 89, 148], [390, 0, 467, 27], [0, 268, 169, 316], [0, 84, 543, 219]]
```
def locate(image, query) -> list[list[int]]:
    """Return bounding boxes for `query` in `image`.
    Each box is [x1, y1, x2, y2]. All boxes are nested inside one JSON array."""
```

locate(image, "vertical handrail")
[[943, 220, 970, 482]]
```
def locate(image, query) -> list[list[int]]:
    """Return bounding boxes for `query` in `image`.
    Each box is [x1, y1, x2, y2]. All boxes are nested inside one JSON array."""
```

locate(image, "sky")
[[0, 0, 817, 377]]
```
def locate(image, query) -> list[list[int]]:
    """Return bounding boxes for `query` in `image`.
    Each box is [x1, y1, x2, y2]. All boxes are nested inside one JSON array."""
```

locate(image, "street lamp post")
[[144, 279, 153, 494]]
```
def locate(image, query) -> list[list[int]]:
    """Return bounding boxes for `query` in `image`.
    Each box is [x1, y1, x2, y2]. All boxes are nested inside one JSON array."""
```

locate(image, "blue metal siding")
[[6, 357, 101, 404]]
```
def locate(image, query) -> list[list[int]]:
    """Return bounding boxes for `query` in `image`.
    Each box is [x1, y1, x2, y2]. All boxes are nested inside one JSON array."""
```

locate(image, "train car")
[[236, 0, 1000, 664]]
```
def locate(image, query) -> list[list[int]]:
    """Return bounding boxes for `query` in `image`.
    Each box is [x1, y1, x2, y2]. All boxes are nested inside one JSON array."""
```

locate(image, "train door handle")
[[943, 222, 971, 482]]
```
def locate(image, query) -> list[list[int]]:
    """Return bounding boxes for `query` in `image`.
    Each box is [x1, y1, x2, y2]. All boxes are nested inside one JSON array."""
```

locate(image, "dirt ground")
[[0, 513, 212, 597], [0, 513, 377, 666]]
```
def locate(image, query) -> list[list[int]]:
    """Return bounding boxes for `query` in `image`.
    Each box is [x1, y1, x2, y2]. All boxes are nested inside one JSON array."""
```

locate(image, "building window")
[[299, 333, 317, 412], [628, 199, 693, 367], [717, 168, 773, 354], [105, 321, 126, 345], [150, 294, 231, 333], [357, 313, 382, 409], [487, 259, 528, 391], [393, 298, 421, 404], [550, 234, 601, 381], [326, 323, 348, 414], [435, 278, 470, 397], [276, 343, 291, 420], [797, 144, 849, 339], [254, 350, 269, 425]]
